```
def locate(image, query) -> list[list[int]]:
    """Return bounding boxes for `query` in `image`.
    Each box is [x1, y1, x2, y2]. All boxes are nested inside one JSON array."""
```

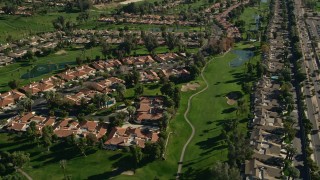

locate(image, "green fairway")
[[116, 80, 207, 180], [181, 51, 250, 178], [0, 47, 103, 92], [0, 44, 196, 93], [0, 133, 134, 180], [112, 42, 261, 179]]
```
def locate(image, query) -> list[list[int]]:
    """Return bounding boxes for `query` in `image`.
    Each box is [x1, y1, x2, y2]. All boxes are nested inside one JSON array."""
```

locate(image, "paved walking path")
[[162, 132, 173, 159], [17, 168, 33, 180], [176, 51, 229, 179]]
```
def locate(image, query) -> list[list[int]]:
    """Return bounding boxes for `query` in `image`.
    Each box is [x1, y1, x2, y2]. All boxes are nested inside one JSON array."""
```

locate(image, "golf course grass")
[[115, 42, 261, 179], [0, 3, 268, 179], [0, 133, 134, 180], [0, 44, 199, 93], [0, 46, 102, 93]]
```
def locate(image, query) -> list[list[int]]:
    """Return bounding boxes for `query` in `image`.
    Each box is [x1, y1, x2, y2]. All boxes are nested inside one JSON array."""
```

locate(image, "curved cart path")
[[176, 51, 229, 179]]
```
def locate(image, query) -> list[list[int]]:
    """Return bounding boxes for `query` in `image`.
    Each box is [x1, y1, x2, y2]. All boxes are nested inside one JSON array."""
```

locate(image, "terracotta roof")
[[150, 132, 159, 142], [104, 136, 127, 146], [135, 139, 145, 148], [0, 97, 14, 108], [136, 112, 162, 121], [9, 123, 27, 131], [30, 116, 46, 123], [137, 103, 150, 112], [97, 124, 108, 139], [37, 82, 55, 92], [20, 112, 34, 123], [44, 117, 55, 126], [54, 129, 77, 137], [57, 118, 74, 128], [11, 90, 26, 100], [80, 120, 97, 132], [126, 127, 145, 138]]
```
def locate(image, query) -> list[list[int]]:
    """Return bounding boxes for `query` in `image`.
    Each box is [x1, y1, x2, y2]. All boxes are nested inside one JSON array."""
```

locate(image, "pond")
[[229, 50, 254, 67], [21, 62, 75, 79]]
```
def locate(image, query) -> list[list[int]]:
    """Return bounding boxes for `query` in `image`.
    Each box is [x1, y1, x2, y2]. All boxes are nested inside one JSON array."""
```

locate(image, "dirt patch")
[[55, 50, 67, 55], [120, 0, 144, 4], [121, 170, 134, 175], [93, 2, 119, 9], [225, 91, 242, 105], [226, 97, 236, 105], [181, 83, 200, 92]]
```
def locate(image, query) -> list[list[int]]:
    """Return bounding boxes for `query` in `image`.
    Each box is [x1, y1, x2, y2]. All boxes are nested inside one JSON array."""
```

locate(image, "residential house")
[[135, 96, 164, 124], [104, 126, 159, 149]]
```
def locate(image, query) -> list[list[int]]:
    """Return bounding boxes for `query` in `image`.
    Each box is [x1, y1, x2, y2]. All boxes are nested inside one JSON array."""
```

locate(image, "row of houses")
[[3, 95, 164, 149], [0, 29, 201, 67], [98, 16, 197, 26], [4, 111, 159, 149], [0, 53, 188, 109], [245, 1, 289, 179], [0, 6, 33, 16], [213, 1, 248, 38]]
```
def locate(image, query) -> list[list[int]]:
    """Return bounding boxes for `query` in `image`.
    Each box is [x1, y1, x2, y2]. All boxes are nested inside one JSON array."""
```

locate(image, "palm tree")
[[236, 99, 247, 117], [60, 160, 68, 180], [116, 83, 126, 101], [101, 94, 111, 108], [284, 145, 297, 161], [127, 106, 136, 120]]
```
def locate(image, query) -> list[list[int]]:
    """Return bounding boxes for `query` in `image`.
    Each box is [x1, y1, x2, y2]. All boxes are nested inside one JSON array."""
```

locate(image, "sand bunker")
[[55, 50, 67, 55], [181, 83, 200, 92], [226, 97, 236, 105], [121, 171, 134, 175], [120, 0, 144, 4], [225, 91, 242, 105]]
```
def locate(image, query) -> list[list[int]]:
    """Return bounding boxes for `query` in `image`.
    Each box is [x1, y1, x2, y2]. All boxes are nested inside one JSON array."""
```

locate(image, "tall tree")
[[18, 97, 34, 112], [116, 83, 126, 101], [165, 32, 178, 51], [127, 106, 136, 120], [211, 161, 241, 180], [8, 79, 20, 90], [130, 146, 143, 168], [101, 42, 110, 60], [10, 151, 30, 169], [143, 33, 159, 52], [60, 160, 68, 180], [134, 84, 144, 98], [42, 126, 54, 151]]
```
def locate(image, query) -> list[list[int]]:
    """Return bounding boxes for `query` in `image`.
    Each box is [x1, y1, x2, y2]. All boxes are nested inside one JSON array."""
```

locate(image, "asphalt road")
[[294, 0, 320, 166]]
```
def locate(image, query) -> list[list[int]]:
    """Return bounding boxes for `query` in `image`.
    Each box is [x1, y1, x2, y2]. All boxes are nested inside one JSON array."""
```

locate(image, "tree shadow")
[[87, 155, 133, 180], [206, 121, 214, 125], [195, 135, 223, 151], [180, 167, 212, 180], [221, 107, 237, 114]]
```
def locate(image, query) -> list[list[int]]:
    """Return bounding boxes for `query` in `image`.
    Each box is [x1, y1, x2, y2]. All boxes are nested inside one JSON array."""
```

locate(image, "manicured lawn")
[[0, 46, 102, 92], [0, 11, 106, 43], [0, 44, 197, 93], [0, 133, 133, 179], [238, 1, 269, 39], [180, 51, 250, 178], [116, 80, 207, 180], [110, 42, 259, 179]]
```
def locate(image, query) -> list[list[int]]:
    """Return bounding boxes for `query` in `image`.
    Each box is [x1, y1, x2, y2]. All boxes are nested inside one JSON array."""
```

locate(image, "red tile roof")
[[9, 123, 27, 131], [80, 120, 97, 132], [54, 129, 77, 137]]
